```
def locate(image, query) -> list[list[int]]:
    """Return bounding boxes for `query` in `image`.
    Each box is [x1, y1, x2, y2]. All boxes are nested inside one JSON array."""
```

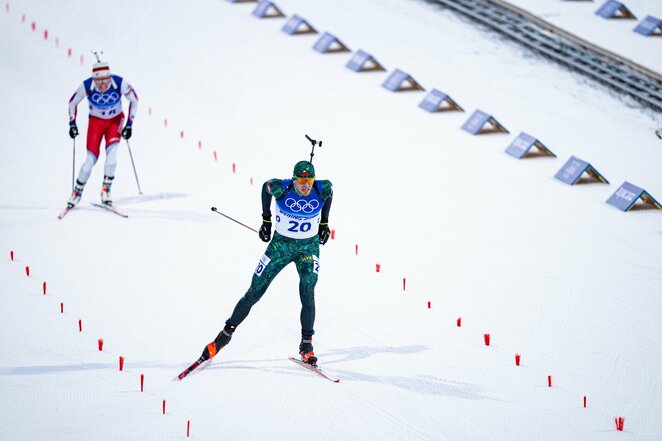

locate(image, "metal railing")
[[421, 0, 662, 112]]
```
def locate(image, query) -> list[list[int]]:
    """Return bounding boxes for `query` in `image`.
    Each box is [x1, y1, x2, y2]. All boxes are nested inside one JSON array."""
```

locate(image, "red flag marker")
[[197, 140, 202, 149], [179, 130, 184, 138], [60, 302, 64, 314], [42, 281, 47, 295], [515, 354, 521, 366], [403, 278, 406, 291], [187, 420, 191, 437], [547, 375, 552, 387], [43, 29, 48, 39], [617, 416, 624, 431], [483, 333, 490, 346], [162, 400, 166, 415], [98, 339, 103, 351], [213, 151, 218, 161], [140, 373, 144, 392], [67, 47, 72, 57], [78, 319, 82, 332], [10, 250, 14, 261], [232, 163, 236, 173], [355, 244, 358, 255], [30, 21, 35, 30], [583, 395, 587, 408], [427, 301, 431, 309], [25, 266, 30, 277], [330, 229, 335, 240], [375, 263, 381, 272], [456, 317, 462, 327], [119, 356, 124, 371]]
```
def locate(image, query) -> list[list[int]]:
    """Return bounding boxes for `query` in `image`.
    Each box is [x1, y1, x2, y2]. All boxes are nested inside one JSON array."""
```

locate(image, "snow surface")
[[1, 0, 661, 440]]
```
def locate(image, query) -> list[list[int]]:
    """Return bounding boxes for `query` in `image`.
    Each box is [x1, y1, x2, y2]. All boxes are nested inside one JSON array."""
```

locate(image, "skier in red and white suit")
[[66, 60, 139, 208]]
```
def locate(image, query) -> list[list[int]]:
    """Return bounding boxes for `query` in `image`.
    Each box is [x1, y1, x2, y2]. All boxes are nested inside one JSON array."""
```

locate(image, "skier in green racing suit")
[[201, 160, 333, 366]]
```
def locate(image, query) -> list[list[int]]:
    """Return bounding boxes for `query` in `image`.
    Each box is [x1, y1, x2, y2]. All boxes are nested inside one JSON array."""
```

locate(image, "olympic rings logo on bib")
[[284, 198, 320, 214], [91, 92, 120, 106]]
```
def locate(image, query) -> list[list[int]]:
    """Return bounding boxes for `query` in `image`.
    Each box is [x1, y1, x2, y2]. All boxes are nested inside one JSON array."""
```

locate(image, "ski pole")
[[210, 207, 258, 233], [72, 138, 76, 192], [125, 139, 143, 195]]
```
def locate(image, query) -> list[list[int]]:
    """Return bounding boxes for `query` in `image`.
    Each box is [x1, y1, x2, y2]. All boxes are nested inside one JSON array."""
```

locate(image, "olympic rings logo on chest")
[[90, 92, 120, 106], [284, 198, 320, 213]]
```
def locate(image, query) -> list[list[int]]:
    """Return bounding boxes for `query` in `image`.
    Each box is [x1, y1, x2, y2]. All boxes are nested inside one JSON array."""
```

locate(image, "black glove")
[[68, 123, 79, 139], [318, 223, 330, 245], [258, 219, 272, 242], [121, 126, 132, 140]]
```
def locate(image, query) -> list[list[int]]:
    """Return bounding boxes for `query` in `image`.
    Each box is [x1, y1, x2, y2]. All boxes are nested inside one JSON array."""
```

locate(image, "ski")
[[57, 206, 74, 219], [176, 355, 210, 381], [288, 357, 340, 383], [91, 202, 128, 218]]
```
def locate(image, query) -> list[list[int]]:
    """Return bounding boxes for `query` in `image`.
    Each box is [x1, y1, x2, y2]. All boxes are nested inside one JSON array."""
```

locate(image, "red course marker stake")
[[403, 278, 406, 291], [213, 151, 218, 161], [232, 163, 236, 173], [42, 281, 47, 295], [515, 353, 521, 366], [456, 317, 462, 327], [375, 264, 381, 273], [10, 250, 14, 261], [163, 118, 168, 127], [548, 375, 552, 387], [187, 420, 190, 437], [583, 395, 587, 408], [119, 356, 124, 371], [162, 399, 166, 415], [30, 21, 35, 30], [179, 130, 184, 138], [484, 333, 490, 346], [78, 319, 82, 332], [427, 301, 431, 309], [67, 48, 72, 57], [615, 416, 625, 431], [98, 339, 103, 351], [25, 266, 30, 277], [330, 229, 335, 240], [43, 29, 48, 39], [60, 302, 64, 314], [197, 140, 202, 149], [140, 373, 144, 392], [355, 244, 358, 255]]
